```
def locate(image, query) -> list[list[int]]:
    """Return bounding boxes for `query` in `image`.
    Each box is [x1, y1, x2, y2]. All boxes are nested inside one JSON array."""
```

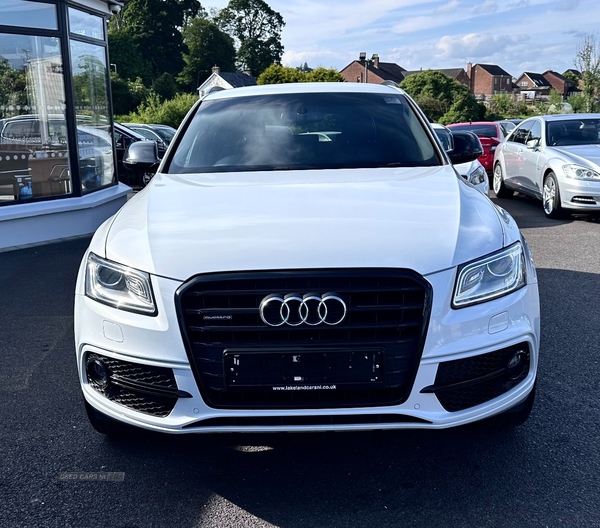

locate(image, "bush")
[[121, 92, 198, 128]]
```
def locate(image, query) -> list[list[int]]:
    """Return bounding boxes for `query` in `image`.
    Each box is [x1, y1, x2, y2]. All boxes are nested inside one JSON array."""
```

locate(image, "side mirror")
[[526, 138, 539, 149], [448, 130, 483, 165], [123, 140, 160, 173]]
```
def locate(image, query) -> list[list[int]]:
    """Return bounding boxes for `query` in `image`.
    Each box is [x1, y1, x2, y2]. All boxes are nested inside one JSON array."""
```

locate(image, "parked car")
[[113, 122, 155, 188], [496, 119, 523, 136], [0, 114, 114, 191], [447, 121, 506, 173], [493, 114, 600, 218], [432, 123, 489, 195], [75, 82, 539, 437], [121, 123, 176, 155]]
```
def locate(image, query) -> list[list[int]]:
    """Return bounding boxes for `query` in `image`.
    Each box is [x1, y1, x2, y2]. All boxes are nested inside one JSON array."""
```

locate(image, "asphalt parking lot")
[[1, 193, 599, 527]]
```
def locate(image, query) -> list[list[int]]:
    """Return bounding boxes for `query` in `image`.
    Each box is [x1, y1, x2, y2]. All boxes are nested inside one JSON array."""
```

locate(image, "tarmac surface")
[[1, 194, 599, 527]]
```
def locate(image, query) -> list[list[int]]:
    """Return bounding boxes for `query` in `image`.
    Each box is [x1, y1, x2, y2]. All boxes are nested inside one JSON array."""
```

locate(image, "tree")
[[217, 0, 285, 76], [153, 72, 178, 101], [574, 33, 600, 112], [107, 31, 153, 84], [112, 0, 204, 79], [562, 70, 580, 84], [305, 67, 344, 82], [110, 74, 150, 116], [489, 93, 516, 117], [567, 93, 586, 113], [257, 65, 344, 85], [400, 70, 480, 124], [123, 92, 198, 128], [72, 55, 107, 117], [257, 64, 304, 84], [546, 89, 564, 113], [0, 59, 27, 118], [178, 18, 236, 91]]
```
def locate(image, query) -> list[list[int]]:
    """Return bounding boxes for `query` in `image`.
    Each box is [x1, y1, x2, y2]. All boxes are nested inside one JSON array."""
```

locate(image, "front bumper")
[[75, 262, 540, 434], [558, 175, 600, 211]]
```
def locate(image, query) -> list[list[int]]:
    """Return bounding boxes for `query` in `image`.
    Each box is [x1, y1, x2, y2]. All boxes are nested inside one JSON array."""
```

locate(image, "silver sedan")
[[492, 114, 600, 218]]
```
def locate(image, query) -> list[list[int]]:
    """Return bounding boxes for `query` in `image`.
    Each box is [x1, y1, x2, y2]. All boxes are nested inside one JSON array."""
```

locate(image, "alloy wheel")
[[543, 177, 556, 215], [493, 165, 503, 194]]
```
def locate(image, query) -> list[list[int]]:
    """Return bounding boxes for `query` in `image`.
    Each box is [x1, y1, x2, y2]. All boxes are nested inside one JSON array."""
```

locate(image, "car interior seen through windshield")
[[546, 119, 600, 146], [168, 93, 441, 173]]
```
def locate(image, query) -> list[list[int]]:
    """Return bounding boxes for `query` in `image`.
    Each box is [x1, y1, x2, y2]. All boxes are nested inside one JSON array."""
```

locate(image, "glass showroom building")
[[0, 0, 128, 250]]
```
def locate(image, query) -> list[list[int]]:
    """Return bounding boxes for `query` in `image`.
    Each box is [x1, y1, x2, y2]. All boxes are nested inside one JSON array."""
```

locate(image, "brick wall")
[[339, 61, 385, 83]]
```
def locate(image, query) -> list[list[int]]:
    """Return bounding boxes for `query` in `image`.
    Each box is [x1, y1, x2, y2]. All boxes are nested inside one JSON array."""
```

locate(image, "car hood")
[[104, 167, 506, 281], [550, 144, 600, 168]]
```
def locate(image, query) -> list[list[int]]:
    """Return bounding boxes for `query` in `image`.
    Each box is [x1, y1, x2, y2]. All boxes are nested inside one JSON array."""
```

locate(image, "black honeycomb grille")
[[176, 269, 432, 409], [85, 353, 179, 417], [429, 343, 530, 412]]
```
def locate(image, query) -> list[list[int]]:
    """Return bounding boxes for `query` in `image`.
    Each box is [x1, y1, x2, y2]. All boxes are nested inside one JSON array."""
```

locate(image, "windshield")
[[449, 124, 498, 138], [546, 119, 600, 146], [153, 127, 175, 143], [433, 127, 452, 150], [167, 92, 440, 174]]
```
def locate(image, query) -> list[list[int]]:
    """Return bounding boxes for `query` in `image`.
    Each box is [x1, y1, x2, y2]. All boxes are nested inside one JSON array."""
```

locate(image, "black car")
[[113, 123, 155, 188]]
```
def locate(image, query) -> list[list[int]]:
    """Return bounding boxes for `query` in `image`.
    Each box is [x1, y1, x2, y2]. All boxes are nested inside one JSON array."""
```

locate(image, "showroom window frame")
[[0, 0, 117, 208]]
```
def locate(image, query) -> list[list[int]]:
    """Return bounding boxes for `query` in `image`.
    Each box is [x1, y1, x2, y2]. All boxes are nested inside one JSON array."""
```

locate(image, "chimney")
[[466, 62, 472, 78], [212, 65, 220, 75], [372, 54, 379, 68], [359, 52, 366, 62]]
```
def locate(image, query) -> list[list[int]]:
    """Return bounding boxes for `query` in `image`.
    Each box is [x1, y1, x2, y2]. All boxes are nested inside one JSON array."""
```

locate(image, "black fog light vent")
[[84, 352, 190, 417], [422, 343, 531, 412]]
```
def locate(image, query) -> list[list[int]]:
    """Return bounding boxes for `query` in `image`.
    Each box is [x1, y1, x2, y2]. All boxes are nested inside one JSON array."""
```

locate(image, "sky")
[[206, 0, 599, 78]]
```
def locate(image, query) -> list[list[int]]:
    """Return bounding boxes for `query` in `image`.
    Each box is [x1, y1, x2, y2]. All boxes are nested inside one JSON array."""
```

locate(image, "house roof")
[[521, 72, 552, 88], [402, 68, 466, 80], [371, 61, 406, 82], [219, 72, 257, 88], [543, 70, 567, 81], [197, 71, 257, 94], [476, 64, 512, 77], [339, 60, 406, 83]]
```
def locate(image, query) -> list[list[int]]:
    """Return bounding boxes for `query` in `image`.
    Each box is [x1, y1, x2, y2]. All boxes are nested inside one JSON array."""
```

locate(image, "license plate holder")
[[224, 349, 384, 389]]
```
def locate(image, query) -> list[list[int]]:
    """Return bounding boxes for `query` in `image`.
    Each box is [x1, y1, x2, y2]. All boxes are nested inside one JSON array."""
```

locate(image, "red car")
[[447, 122, 505, 172]]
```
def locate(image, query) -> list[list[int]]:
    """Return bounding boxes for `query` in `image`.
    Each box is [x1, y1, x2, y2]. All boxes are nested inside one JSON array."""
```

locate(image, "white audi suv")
[[75, 82, 540, 436]]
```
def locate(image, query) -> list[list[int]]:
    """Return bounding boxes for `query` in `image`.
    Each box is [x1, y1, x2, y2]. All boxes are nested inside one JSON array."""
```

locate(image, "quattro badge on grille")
[[259, 293, 347, 327]]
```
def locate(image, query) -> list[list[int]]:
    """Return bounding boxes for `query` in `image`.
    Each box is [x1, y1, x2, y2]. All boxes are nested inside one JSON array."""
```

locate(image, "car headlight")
[[453, 242, 526, 308], [563, 164, 600, 180], [468, 165, 487, 185], [85, 253, 157, 315]]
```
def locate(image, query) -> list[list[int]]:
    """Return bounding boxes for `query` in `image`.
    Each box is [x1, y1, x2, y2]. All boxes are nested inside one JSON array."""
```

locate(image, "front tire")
[[543, 172, 565, 219], [493, 163, 513, 198], [484, 384, 536, 429]]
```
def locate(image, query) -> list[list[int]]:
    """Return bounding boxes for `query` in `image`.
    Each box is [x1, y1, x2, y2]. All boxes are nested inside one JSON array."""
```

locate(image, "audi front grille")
[[175, 269, 432, 409]]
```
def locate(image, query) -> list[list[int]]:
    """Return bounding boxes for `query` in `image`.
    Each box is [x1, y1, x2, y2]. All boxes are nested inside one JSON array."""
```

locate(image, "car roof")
[[447, 121, 499, 126], [115, 122, 148, 140], [531, 113, 600, 122], [203, 82, 408, 101], [124, 123, 176, 130]]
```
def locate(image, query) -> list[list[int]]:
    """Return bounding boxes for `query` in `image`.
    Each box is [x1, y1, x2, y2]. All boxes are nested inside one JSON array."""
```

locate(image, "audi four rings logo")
[[259, 293, 347, 327]]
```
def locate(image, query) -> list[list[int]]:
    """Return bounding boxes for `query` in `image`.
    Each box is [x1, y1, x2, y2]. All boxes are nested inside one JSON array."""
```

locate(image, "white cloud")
[[436, 0, 462, 13], [472, 0, 499, 14], [436, 33, 524, 60]]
